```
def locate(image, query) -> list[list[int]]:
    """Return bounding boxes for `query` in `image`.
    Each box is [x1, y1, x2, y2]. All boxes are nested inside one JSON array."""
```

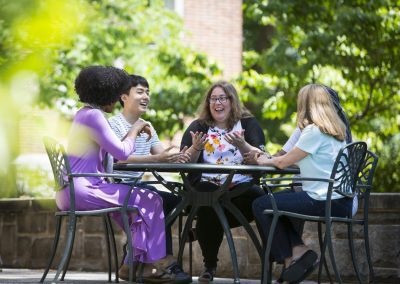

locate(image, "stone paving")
[[0, 269, 323, 284]]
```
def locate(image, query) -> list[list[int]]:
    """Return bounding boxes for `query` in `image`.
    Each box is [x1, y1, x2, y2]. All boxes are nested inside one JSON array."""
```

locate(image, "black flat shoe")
[[281, 250, 318, 283]]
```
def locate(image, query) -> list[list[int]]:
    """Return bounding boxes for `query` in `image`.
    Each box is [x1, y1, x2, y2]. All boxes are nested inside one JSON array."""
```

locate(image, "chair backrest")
[[43, 136, 72, 192], [330, 141, 367, 199], [357, 150, 378, 199]]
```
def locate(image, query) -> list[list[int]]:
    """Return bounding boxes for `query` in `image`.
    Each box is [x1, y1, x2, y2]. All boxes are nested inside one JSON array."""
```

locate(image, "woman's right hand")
[[190, 131, 207, 151], [129, 119, 152, 141], [244, 150, 271, 165]]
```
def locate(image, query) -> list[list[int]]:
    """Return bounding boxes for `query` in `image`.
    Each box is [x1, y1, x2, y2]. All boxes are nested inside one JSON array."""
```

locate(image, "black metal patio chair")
[[40, 137, 140, 283], [318, 150, 378, 283], [261, 141, 368, 284]]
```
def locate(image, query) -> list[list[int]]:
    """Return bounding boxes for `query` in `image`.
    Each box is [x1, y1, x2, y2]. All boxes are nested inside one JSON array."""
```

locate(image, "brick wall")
[[0, 194, 399, 282], [183, 0, 243, 79]]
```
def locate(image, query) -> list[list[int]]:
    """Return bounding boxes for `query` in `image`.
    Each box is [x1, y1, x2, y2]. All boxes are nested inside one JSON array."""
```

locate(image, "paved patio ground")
[[0, 268, 324, 284]]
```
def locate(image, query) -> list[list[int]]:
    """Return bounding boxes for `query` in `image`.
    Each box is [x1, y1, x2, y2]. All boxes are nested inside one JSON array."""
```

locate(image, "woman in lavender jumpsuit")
[[55, 66, 166, 265]]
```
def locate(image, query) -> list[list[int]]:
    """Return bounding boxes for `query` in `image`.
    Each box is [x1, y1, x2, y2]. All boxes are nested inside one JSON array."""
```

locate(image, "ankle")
[[292, 245, 308, 260], [283, 258, 292, 268]]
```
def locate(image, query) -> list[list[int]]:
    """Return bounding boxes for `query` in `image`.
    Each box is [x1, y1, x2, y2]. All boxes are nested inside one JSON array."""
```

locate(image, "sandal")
[[198, 267, 216, 283], [281, 250, 318, 283], [119, 262, 175, 283], [140, 263, 175, 283]]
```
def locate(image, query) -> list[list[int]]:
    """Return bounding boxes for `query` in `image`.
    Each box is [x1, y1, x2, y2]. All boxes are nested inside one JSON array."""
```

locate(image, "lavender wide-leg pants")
[[56, 177, 166, 263]]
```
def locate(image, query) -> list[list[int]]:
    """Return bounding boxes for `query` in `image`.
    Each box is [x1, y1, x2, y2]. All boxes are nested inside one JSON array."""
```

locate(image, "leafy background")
[[0, 0, 399, 196]]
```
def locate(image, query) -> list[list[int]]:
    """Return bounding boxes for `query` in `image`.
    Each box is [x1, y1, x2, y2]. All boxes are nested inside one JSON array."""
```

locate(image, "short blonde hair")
[[198, 81, 252, 130], [297, 84, 346, 141]]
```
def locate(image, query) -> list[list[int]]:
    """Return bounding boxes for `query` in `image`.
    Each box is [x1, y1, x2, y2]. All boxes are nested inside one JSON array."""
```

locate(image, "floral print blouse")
[[201, 121, 252, 186]]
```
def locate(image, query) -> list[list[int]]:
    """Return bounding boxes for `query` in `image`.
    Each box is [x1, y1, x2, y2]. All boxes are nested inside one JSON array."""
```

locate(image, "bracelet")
[[193, 147, 202, 152]]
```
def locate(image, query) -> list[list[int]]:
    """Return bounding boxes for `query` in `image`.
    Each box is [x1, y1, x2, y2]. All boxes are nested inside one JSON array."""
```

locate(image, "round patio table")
[[114, 163, 300, 284]]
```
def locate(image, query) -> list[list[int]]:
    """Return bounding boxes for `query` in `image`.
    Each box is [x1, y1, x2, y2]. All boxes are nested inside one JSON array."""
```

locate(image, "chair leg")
[[177, 206, 199, 266], [318, 223, 333, 284], [347, 223, 362, 284], [54, 215, 77, 282], [223, 200, 263, 257], [267, 261, 273, 284], [189, 239, 193, 276], [213, 203, 240, 284], [325, 221, 342, 284], [40, 215, 62, 282], [262, 214, 279, 284], [60, 216, 78, 281], [103, 216, 112, 282], [106, 215, 119, 283], [363, 221, 375, 283], [121, 210, 135, 283]]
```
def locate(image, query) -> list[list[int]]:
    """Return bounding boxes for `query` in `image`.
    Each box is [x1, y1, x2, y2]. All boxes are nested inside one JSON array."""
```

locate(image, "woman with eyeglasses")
[[180, 81, 266, 282]]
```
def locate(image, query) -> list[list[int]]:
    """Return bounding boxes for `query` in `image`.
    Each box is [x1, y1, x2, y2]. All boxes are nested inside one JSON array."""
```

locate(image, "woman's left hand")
[[256, 153, 273, 166], [243, 149, 262, 164], [224, 130, 246, 148]]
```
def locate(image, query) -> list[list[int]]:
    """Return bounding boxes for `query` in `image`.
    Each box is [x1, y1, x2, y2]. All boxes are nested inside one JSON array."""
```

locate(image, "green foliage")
[[242, 0, 400, 191], [39, 0, 221, 138], [15, 162, 54, 198], [0, 0, 86, 197]]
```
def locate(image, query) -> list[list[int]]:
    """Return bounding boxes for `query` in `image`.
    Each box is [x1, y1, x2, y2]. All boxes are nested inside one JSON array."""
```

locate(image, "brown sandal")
[[119, 262, 175, 283]]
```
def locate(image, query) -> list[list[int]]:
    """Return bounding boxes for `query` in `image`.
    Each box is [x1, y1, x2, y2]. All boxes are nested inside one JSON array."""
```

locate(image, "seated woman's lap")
[[253, 191, 352, 218]]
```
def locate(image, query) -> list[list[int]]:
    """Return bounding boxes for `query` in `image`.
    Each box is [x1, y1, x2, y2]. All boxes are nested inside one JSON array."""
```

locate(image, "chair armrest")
[[356, 184, 371, 190], [69, 173, 142, 181], [150, 171, 183, 194], [261, 177, 334, 183]]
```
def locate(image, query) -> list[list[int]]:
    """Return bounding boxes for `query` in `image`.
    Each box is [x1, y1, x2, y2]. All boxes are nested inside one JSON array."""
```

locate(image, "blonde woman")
[[251, 84, 352, 284]]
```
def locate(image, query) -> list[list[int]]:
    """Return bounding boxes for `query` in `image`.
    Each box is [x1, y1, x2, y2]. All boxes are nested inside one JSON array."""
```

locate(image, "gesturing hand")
[[244, 150, 271, 165], [129, 119, 152, 141], [158, 146, 183, 163], [243, 149, 262, 164], [224, 130, 245, 148], [177, 146, 191, 163], [190, 131, 207, 151]]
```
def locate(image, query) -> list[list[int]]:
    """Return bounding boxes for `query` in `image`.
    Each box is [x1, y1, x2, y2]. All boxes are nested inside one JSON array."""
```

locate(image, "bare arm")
[[119, 144, 188, 163], [257, 147, 308, 169], [273, 149, 287, 157]]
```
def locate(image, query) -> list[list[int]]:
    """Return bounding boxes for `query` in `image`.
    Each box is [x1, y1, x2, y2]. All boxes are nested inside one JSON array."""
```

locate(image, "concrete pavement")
[[0, 268, 324, 284]]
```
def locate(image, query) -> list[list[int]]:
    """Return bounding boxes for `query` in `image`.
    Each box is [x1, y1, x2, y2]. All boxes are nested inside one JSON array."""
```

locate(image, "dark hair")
[[130, 74, 149, 89], [321, 85, 353, 143], [198, 81, 252, 130], [75, 66, 131, 107], [119, 74, 150, 107]]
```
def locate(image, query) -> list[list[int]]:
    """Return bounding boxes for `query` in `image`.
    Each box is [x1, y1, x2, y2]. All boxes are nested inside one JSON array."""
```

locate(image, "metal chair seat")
[[261, 142, 372, 284]]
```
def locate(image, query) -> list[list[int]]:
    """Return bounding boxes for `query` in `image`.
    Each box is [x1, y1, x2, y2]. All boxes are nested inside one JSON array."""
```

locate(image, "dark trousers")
[[137, 183, 181, 255], [195, 182, 265, 269], [252, 191, 352, 262]]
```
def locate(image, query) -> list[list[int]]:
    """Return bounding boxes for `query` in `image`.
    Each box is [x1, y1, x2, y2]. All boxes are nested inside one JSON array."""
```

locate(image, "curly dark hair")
[[75, 66, 131, 106]]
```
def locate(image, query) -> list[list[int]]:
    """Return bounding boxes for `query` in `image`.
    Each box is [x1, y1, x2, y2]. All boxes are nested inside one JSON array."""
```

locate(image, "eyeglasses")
[[208, 96, 229, 104]]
